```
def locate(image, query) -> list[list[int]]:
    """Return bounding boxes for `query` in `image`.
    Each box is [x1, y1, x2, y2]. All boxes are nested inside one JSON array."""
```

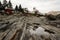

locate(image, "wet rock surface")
[[0, 14, 60, 40]]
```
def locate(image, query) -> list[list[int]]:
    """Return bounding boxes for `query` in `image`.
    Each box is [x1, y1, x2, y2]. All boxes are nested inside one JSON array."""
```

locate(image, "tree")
[[19, 4, 24, 13], [19, 4, 22, 11], [0, 1, 2, 12], [3, 0, 7, 5], [8, 0, 12, 8], [0, 1, 2, 6], [3, 0, 8, 9], [15, 5, 18, 11]]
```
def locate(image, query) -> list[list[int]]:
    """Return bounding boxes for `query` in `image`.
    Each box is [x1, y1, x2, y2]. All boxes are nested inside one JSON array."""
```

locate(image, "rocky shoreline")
[[0, 13, 60, 40]]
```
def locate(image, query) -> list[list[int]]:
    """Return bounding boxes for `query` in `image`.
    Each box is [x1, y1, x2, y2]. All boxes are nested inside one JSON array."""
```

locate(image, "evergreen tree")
[[8, 0, 12, 8], [15, 5, 18, 11], [3, 0, 8, 9], [0, 1, 2, 11], [0, 1, 2, 6], [3, 0, 7, 5], [19, 4, 22, 11], [0, 1, 4, 10], [19, 4, 24, 13]]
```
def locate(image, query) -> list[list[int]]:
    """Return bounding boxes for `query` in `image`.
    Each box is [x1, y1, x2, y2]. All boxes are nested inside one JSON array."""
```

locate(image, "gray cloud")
[[0, 0, 60, 13]]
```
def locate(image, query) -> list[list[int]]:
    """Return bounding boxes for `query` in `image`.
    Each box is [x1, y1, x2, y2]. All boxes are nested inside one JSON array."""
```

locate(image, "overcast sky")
[[0, 0, 60, 13]]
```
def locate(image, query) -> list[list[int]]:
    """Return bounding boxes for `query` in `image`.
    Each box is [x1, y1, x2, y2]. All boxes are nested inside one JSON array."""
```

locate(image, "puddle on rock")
[[27, 26, 50, 36]]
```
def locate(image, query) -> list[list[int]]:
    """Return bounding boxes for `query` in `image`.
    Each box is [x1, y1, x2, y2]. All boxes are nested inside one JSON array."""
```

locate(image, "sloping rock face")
[[45, 14, 60, 28], [47, 11, 60, 15], [23, 16, 60, 40], [0, 13, 60, 40]]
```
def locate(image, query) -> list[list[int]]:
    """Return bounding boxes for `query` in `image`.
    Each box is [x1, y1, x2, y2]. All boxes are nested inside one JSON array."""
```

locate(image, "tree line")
[[0, 0, 24, 13]]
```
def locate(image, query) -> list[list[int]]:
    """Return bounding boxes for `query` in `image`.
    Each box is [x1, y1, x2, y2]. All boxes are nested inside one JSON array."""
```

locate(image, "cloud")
[[0, 0, 60, 13]]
